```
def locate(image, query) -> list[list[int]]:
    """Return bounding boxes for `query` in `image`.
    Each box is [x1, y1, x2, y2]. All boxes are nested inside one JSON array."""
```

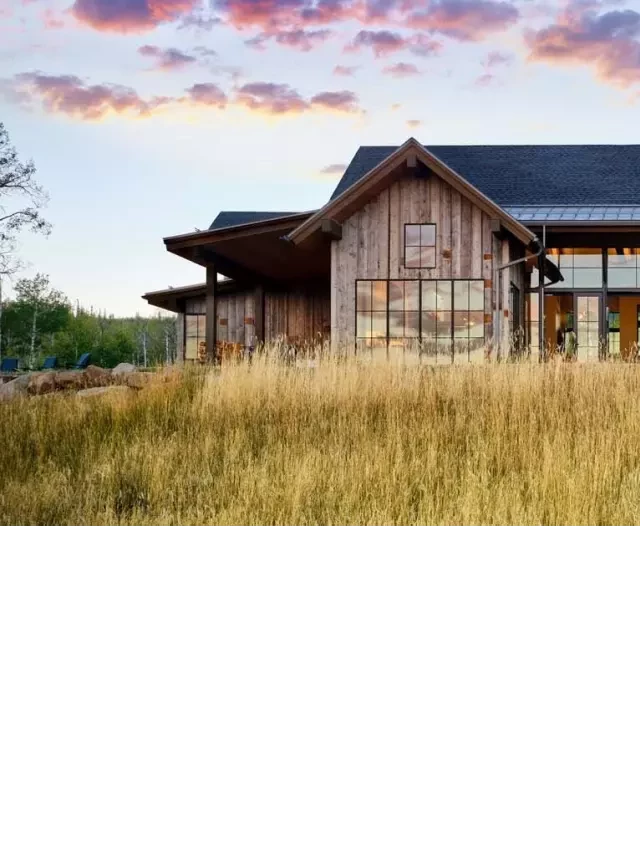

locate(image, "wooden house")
[[143, 139, 640, 362]]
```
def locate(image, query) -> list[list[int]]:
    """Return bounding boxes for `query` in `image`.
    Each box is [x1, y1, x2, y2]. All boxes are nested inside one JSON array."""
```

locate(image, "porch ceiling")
[[164, 216, 329, 283]]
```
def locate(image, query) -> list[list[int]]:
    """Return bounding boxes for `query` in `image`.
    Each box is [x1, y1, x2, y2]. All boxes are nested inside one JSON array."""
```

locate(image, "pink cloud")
[[345, 29, 441, 58], [2, 71, 172, 119], [383, 61, 420, 76], [138, 44, 199, 70], [526, 2, 640, 88]]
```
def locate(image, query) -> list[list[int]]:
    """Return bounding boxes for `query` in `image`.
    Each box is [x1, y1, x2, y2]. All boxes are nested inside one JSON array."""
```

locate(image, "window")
[[404, 223, 436, 269], [356, 279, 485, 364], [608, 311, 620, 355], [185, 314, 206, 362], [608, 248, 640, 289], [575, 295, 600, 361], [526, 292, 540, 355], [541, 248, 603, 289]]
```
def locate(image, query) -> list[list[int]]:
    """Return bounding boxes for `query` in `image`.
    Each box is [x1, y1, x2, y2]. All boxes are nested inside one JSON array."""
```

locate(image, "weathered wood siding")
[[331, 175, 509, 349], [216, 292, 256, 348], [265, 291, 330, 345]]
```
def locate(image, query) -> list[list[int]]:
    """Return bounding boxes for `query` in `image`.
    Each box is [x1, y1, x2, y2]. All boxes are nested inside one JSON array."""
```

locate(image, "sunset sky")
[[2, 0, 640, 315]]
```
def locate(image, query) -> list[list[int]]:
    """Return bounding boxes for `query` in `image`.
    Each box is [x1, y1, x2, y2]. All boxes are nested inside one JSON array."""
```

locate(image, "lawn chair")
[[0, 357, 19, 373], [75, 353, 91, 369], [42, 356, 58, 370]]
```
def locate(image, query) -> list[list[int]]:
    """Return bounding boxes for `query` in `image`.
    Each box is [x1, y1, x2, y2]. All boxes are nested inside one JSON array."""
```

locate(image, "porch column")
[[254, 285, 265, 346], [538, 247, 545, 359], [601, 247, 608, 359], [205, 262, 217, 361]]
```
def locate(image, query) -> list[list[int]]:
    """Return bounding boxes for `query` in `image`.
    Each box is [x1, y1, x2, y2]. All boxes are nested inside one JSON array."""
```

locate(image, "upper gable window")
[[404, 224, 436, 269]]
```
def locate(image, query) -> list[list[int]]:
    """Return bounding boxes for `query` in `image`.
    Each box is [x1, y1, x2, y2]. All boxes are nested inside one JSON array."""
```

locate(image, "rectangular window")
[[184, 314, 206, 362], [404, 223, 436, 269], [526, 292, 540, 355], [541, 248, 603, 289], [357, 279, 485, 364], [576, 295, 600, 362], [608, 311, 620, 356], [608, 248, 639, 289]]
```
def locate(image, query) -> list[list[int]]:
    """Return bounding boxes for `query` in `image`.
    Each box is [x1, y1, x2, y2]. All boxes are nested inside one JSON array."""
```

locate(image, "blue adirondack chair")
[[75, 353, 91, 369], [42, 356, 58, 370], [1, 357, 19, 373]]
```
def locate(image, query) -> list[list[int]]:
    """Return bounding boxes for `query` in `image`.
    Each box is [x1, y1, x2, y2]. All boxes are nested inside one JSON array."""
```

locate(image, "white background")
[[1, 528, 638, 853]]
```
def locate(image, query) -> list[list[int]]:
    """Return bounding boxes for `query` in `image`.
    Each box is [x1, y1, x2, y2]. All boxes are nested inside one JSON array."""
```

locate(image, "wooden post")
[[206, 262, 217, 361], [254, 285, 265, 346], [601, 247, 608, 360], [538, 248, 545, 360]]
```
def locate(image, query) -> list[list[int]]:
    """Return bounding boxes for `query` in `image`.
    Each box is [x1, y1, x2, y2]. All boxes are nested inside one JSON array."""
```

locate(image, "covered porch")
[[149, 213, 332, 361]]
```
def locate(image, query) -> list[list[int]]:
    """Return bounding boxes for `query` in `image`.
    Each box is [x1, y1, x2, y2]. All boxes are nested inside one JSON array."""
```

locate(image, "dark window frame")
[[184, 311, 206, 362], [355, 278, 485, 364], [404, 223, 437, 270]]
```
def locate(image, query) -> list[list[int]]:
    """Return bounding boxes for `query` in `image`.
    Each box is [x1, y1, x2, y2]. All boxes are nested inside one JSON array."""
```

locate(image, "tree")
[[12, 274, 70, 367], [0, 123, 51, 359]]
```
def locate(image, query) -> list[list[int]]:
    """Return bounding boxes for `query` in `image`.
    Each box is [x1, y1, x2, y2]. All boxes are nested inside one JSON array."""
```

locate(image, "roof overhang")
[[288, 138, 537, 249], [163, 211, 328, 282]]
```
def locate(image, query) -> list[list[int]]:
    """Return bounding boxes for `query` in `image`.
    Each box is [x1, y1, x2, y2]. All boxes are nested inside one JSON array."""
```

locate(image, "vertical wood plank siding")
[[332, 175, 510, 350]]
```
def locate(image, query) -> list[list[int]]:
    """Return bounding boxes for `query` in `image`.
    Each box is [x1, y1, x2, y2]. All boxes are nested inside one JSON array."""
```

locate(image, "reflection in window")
[[404, 224, 436, 269], [608, 248, 640, 289], [576, 295, 600, 362], [542, 248, 603, 289], [356, 279, 486, 364], [608, 310, 620, 355], [185, 314, 206, 362]]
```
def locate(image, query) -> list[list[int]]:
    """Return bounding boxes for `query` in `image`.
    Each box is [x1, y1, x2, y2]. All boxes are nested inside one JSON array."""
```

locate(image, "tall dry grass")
[[2, 352, 640, 525]]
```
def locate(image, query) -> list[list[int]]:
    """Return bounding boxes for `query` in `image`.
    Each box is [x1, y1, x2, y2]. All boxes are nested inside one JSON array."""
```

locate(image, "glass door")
[[575, 294, 601, 362]]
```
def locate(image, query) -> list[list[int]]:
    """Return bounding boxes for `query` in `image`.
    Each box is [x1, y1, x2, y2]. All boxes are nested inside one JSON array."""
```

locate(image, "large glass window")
[[526, 292, 540, 356], [544, 248, 603, 289], [576, 295, 600, 362], [608, 248, 640, 289], [404, 224, 436, 269], [357, 279, 485, 364], [185, 314, 206, 362]]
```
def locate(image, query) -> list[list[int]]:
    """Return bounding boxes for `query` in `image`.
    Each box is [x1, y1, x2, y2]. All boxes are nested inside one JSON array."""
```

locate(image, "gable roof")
[[210, 211, 307, 230], [290, 138, 536, 248], [332, 145, 640, 207]]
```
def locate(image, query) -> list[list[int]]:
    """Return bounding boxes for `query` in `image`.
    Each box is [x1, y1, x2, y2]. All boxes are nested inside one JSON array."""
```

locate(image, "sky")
[[2, 0, 640, 316]]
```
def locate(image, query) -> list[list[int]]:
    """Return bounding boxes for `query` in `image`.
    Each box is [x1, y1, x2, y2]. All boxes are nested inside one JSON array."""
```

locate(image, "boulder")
[[121, 371, 150, 390], [0, 374, 30, 401], [85, 364, 111, 387], [55, 370, 87, 391], [112, 362, 136, 377], [28, 371, 55, 396], [76, 386, 134, 400]]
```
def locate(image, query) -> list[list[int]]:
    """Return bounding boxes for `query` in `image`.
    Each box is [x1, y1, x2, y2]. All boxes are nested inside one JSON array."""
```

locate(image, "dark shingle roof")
[[330, 145, 640, 207], [210, 211, 303, 230]]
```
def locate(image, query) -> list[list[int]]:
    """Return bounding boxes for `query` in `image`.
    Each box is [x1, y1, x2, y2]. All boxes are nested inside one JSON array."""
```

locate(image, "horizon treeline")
[[0, 273, 177, 369]]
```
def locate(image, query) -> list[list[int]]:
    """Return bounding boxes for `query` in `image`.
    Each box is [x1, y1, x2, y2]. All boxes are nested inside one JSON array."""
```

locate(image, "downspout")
[[494, 237, 543, 360]]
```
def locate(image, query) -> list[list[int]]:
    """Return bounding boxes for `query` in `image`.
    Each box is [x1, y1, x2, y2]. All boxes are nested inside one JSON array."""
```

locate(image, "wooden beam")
[[406, 153, 418, 171], [205, 263, 217, 361], [321, 219, 342, 241], [490, 219, 502, 236], [254, 285, 265, 346]]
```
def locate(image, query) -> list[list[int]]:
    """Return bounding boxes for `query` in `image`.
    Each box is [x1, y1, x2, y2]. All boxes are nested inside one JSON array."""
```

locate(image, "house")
[[143, 138, 640, 363]]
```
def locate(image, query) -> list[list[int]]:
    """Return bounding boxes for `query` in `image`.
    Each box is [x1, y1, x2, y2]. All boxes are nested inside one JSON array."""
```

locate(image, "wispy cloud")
[[138, 45, 200, 71], [383, 61, 420, 76], [319, 163, 347, 176], [345, 29, 441, 58], [245, 27, 333, 50]]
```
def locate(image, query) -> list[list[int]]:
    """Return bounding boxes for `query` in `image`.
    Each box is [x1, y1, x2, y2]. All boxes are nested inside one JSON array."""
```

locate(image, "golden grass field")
[[2, 352, 640, 525]]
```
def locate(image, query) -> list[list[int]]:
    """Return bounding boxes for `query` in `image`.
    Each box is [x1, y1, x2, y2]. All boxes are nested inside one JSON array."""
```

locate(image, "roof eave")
[[288, 138, 535, 248], [164, 211, 316, 246]]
